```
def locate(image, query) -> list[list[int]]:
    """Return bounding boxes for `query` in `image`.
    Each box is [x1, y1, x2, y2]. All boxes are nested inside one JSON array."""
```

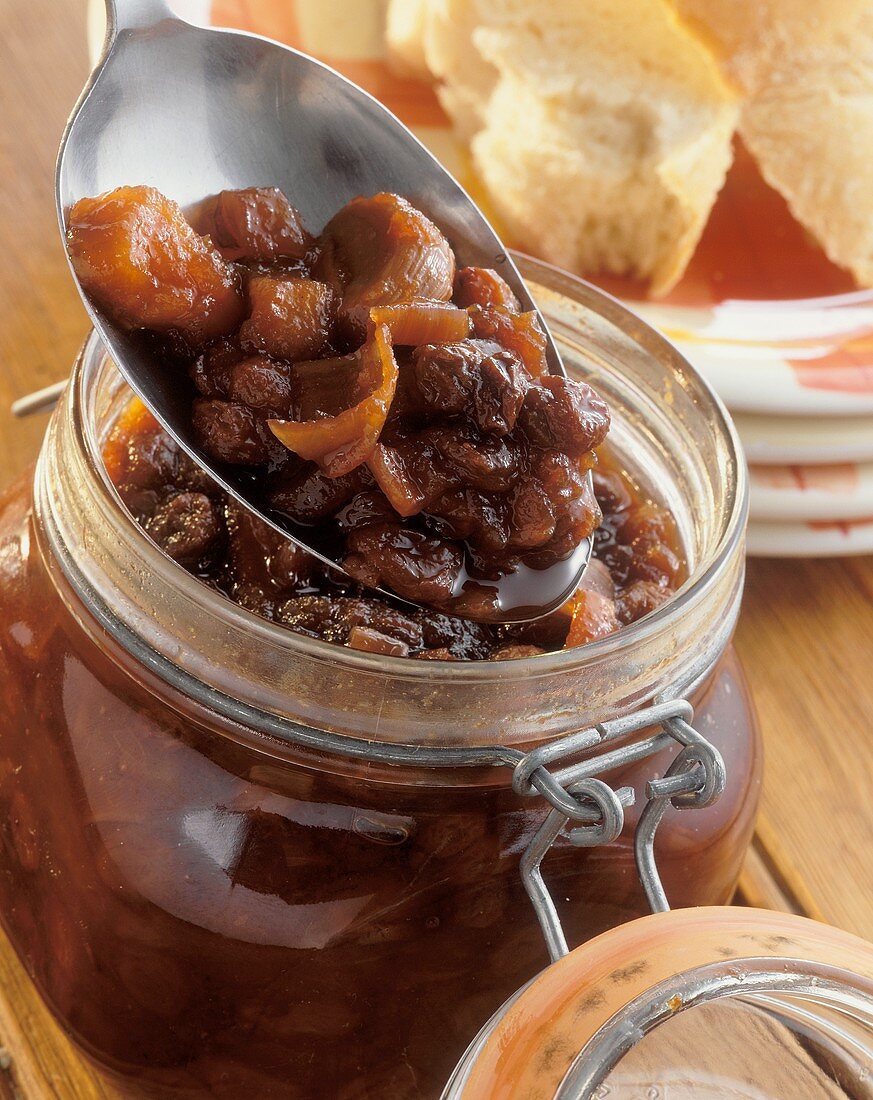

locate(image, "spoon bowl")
[[56, 0, 592, 622]]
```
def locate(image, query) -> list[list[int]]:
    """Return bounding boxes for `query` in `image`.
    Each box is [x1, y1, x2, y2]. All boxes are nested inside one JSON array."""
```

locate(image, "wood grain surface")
[[0, 2, 870, 1095]]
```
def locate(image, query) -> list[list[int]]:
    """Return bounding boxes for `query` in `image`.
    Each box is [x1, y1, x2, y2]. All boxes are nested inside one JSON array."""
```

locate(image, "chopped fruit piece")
[[103, 399, 180, 495], [616, 579, 673, 625], [239, 276, 335, 361], [367, 441, 428, 518], [347, 626, 411, 657], [453, 267, 520, 312], [469, 306, 549, 377], [565, 588, 620, 648], [67, 185, 243, 344], [578, 557, 615, 600], [190, 187, 313, 263], [268, 324, 398, 477], [487, 644, 544, 660], [317, 193, 455, 337], [369, 301, 470, 345], [225, 499, 312, 594]]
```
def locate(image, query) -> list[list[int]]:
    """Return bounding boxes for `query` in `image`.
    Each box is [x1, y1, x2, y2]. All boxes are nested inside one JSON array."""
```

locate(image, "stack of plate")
[[88, 1, 873, 558]]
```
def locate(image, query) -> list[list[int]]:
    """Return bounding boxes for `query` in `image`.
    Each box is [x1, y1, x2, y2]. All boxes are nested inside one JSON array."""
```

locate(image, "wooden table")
[[0, 2, 871, 1095]]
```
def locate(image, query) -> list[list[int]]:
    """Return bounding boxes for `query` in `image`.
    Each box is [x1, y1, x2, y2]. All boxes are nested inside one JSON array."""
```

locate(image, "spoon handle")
[[104, 0, 177, 36], [11, 380, 67, 418]]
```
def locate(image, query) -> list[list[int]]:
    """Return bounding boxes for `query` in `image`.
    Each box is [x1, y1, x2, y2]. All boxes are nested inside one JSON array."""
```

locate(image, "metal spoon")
[[51, 0, 592, 623]]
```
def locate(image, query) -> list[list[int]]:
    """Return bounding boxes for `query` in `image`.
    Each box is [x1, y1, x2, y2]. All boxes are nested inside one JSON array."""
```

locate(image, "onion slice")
[[370, 301, 470, 346], [268, 323, 398, 477]]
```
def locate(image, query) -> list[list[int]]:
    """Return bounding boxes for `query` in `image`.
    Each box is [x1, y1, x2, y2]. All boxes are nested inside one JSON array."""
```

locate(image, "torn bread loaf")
[[672, 0, 869, 90], [385, 0, 432, 80], [739, 8, 873, 286], [388, 0, 738, 295]]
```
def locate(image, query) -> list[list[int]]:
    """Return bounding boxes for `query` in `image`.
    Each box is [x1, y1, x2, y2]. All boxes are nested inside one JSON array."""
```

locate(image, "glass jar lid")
[[444, 907, 873, 1099]]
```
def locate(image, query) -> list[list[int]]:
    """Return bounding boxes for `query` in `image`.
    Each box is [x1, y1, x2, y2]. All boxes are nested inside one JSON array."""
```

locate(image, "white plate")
[[749, 461, 873, 522], [747, 517, 873, 557], [734, 411, 873, 465], [632, 291, 873, 417]]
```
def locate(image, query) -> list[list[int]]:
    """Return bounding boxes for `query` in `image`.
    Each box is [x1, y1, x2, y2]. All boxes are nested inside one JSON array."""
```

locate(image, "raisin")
[[506, 480, 557, 551], [225, 356, 295, 416], [335, 490, 398, 531], [269, 464, 371, 525], [190, 187, 314, 264], [413, 648, 460, 661], [413, 610, 493, 660], [432, 429, 519, 493], [176, 452, 224, 497], [225, 499, 313, 594], [412, 340, 528, 435], [192, 399, 278, 466], [518, 376, 611, 455], [190, 339, 244, 398], [343, 524, 463, 605], [592, 467, 633, 514], [427, 488, 510, 556], [145, 492, 223, 565]]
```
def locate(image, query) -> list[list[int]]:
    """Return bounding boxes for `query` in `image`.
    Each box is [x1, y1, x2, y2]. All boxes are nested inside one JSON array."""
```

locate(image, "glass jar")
[[0, 258, 759, 1098]]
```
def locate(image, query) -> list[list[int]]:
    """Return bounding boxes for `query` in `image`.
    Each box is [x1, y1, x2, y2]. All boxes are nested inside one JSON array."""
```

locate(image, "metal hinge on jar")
[[510, 699, 726, 962]]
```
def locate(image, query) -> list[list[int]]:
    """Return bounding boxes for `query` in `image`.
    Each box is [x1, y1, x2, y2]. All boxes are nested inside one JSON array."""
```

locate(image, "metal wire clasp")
[[513, 700, 726, 962]]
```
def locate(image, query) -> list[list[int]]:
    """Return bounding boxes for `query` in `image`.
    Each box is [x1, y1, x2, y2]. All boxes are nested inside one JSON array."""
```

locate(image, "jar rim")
[[444, 907, 873, 1099], [69, 254, 748, 687]]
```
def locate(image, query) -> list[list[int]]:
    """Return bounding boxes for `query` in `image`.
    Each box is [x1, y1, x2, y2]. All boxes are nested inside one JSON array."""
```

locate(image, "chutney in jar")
[[0, 252, 758, 1097], [68, 184, 614, 622]]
